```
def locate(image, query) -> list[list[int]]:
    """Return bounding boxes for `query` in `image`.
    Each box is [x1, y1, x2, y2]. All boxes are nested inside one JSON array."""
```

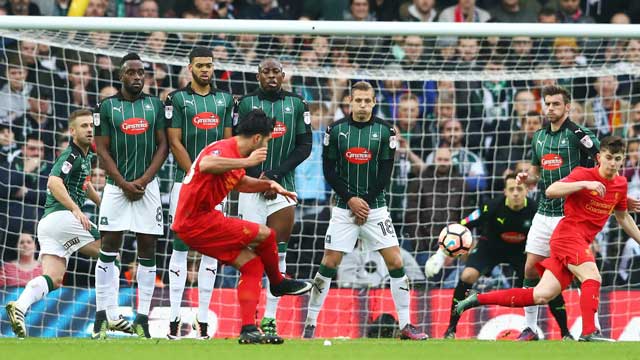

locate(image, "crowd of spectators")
[[1, 0, 640, 290]]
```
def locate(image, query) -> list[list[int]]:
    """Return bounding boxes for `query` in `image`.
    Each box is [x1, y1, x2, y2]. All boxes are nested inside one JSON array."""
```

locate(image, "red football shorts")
[[536, 236, 596, 289], [175, 210, 260, 264]]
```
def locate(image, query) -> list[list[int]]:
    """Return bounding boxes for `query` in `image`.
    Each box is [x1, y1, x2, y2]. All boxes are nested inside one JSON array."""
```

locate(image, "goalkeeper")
[[425, 173, 536, 339], [6, 110, 131, 338]]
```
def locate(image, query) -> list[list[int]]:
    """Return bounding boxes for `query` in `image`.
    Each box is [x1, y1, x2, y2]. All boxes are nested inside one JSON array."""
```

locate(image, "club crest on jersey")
[[345, 147, 372, 165], [61, 161, 73, 174], [165, 105, 173, 119], [284, 106, 293, 113], [93, 112, 100, 126], [272, 121, 287, 138], [541, 153, 563, 170], [580, 135, 594, 149], [120, 118, 150, 135], [192, 112, 220, 129], [144, 104, 152, 110]]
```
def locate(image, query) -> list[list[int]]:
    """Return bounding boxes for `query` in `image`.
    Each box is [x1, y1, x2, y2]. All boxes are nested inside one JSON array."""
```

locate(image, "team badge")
[[61, 161, 73, 174], [165, 105, 173, 119], [93, 112, 100, 126], [303, 111, 311, 125]]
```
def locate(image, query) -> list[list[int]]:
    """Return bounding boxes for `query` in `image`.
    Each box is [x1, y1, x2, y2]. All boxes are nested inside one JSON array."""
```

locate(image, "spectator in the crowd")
[[506, 36, 545, 71], [623, 139, 640, 198], [551, 37, 589, 100], [6, 0, 41, 15], [405, 147, 469, 260], [98, 85, 118, 101], [145, 31, 168, 56], [610, 12, 631, 24], [311, 36, 331, 68], [138, 0, 159, 17], [213, 0, 236, 19], [399, 35, 430, 71], [0, 124, 18, 163], [0, 232, 42, 286], [557, 0, 594, 24], [455, 37, 480, 70], [426, 119, 487, 192], [302, 0, 349, 20], [83, 0, 107, 17], [33, 0, 70, 16], [344, 0, 376, 21], [238, 0, 284, 20], [512, 89, 538, 119], [394, 93, 432, 159], [584, 75, 631, 138], [231, 33, 259, 65], [489, 0, 539, 23], [424, 89, 456, 151], [400, 0, 437, 22], [88, 31, 111, 50], [438, 0, 491, 23], [494, 111, 543, 179], [569, 100, 586, 127], [627, 102, 640, 138], [537, 6, 557, 23], [62, 61, 97, 116], [0, 63, 32, 124], [13, 86, 65, 158], [616, 39, 640, 105]]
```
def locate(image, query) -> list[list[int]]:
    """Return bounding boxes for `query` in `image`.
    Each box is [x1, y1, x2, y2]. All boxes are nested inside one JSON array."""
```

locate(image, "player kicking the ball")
[[171, 109, 312, 345], [456, 136, 639, 342], [6, 110, 131, 338]]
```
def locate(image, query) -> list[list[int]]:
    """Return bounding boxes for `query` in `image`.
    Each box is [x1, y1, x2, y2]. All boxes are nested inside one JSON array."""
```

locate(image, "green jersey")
[[531, 119, 599, 216], [43, 142, 94, 218], [166, 84, 234, 182], [93, 92, 166, 184], [236, 88, 311, 191], [323, 116, 396, 209]]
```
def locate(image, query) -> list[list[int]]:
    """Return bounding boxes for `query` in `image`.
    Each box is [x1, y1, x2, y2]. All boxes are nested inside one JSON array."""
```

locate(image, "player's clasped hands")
[[246, 147, 268, 167], [347, 197, 369, 225], [120, 181, 145, 201], [583, 180, 606, 197]]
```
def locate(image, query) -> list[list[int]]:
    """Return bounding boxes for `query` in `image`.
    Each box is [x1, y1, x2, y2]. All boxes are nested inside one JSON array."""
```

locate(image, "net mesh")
[[1, 28, 640, 340]]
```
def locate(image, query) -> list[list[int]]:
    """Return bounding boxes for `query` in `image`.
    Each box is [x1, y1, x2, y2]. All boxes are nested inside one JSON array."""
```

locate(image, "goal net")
[[0, 19, 639, 340]]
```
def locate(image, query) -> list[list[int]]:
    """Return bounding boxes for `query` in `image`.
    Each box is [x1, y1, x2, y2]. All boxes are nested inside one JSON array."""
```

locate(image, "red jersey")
[[172, 137, 245, 233], [552, 166, 627, 244]]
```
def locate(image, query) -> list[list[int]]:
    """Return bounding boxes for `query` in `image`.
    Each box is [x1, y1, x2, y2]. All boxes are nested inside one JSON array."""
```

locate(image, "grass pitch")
[[1, 338, 639, 360]]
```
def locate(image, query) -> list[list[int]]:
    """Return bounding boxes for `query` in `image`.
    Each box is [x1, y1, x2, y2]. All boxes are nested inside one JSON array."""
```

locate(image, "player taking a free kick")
[[456, 136, 640, 342], [171, 109, 312, 345]]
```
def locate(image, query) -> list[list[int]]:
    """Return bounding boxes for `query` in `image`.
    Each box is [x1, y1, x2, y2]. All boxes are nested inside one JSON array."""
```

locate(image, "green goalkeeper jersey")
[[531, 119, 599, 217], [166, 84, 234, 182], [235, 88, 311, 192], [43, 142, 94, 218], [323, 116, 396, 210], [94, 92, 166, 184]]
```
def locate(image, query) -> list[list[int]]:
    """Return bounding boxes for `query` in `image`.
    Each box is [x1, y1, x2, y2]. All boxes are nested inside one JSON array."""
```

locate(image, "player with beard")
[[165, 47, 235, 340], [235, 58, 312, 337], [93, 53, 169, 339]]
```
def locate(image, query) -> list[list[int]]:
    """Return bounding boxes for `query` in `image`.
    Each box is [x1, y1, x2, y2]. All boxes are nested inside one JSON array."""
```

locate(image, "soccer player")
[[235, 58, 312, 336], [302, 81, 428, 340], [456, 136, 639, 342], [171, 109, 312, 345], [93, 53, 169, 339], [514, 85, 599, 340], [6, 110, 131, 338], [425, 173, 537, 339], [165, 47, 234, 340]]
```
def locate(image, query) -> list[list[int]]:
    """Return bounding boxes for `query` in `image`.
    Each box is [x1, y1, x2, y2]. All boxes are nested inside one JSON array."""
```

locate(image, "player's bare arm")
[[235, 176, 298, 203], [95, 135, 145, 201], [200, 147, 267, 174], [545, 180, 605, 198], [614, 210, 640, 245], [516, 165, 540, 186], [47, 175, 91, 230], [168, 127, 192, 173], [86, 182, 101, 208], [134, 128, 169, 189]]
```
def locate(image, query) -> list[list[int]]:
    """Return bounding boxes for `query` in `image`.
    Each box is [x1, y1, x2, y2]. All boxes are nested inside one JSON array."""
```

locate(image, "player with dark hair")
[[235, 58, 312, 337], [457, 136, 639, 342], [93, 52, 169, 339], [425, 173, 537, 339], [172, 108, 312, 345], [165, 47, 234, 340], [302, 81, 428, 340]]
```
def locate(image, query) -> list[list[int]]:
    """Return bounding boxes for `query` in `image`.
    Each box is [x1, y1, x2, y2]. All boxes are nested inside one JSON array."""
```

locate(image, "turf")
[[1, 338, 639, 360]]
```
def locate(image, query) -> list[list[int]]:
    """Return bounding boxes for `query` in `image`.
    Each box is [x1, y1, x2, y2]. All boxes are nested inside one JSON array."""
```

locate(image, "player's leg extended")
[[94, 231, 123, 338], [445, 266, 480, 339], [132, 233, 158, 338], [303, 249, 343, 339], [567, 262, 610, 341], [379, 245, 429, 340], [262, 205, 295, 336], [7, 255, 65, 338]]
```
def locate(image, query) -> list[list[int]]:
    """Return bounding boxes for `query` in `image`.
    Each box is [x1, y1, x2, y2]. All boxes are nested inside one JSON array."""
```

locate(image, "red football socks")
[[580, 279, 601, 335], [254, 229, 283, 285], [478, 288, 535, 307], [237, 257, 264, 326]]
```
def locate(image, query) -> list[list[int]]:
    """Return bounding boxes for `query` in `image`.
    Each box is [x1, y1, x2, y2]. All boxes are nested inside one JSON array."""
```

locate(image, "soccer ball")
[[438, 223, 473, 257]]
